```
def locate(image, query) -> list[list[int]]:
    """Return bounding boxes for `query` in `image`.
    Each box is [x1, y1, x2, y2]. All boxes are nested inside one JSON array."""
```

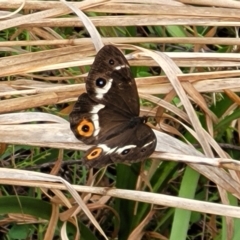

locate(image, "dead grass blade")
[[1, 118, 240, 198], [1, 174, 240, 220], [0, 168, 108, 240]]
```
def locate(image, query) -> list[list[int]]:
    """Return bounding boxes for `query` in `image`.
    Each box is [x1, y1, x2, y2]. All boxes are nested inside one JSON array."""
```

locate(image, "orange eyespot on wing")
[[86, 148, 102, 160], [77, 119, 94, 137]]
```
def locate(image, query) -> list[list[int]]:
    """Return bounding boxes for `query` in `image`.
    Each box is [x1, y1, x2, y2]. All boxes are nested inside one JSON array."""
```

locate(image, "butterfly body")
[[70, 45, 156, 168]]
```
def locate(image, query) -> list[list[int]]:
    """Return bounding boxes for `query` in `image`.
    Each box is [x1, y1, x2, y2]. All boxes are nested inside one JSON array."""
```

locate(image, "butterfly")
[[69, 45, 156, 168]]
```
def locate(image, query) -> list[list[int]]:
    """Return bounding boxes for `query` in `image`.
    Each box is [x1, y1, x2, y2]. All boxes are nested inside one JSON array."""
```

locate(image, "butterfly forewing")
[[86, 45, 140, 117], [70, 93, 136, 144]]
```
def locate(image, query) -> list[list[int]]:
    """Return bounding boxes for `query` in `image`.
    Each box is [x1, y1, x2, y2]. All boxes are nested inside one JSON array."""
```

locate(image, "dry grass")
[[1, 0, 240, 239]]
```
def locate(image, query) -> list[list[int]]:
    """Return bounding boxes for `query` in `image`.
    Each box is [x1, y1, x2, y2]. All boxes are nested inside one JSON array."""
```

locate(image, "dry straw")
[[1, 0, 240, 239]]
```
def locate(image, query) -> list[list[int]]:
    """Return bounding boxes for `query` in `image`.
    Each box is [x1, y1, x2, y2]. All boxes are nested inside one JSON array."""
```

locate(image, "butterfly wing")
[[86, 45, 140, 117], [83, 123, 157, 168], [70, 92, 136, 144]]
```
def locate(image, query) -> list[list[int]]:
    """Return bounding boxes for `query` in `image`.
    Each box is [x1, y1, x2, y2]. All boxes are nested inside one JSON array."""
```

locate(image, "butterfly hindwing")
[[83, 123, 157, 168]]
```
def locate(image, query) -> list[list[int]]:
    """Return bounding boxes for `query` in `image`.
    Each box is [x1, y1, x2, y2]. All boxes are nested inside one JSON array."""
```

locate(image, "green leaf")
[[9, 224, 32, 240], [170, 166, 200, 240]]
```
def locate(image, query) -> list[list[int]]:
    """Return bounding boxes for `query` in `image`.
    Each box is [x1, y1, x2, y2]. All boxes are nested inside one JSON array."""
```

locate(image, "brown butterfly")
[[69, 45, 156, 168]]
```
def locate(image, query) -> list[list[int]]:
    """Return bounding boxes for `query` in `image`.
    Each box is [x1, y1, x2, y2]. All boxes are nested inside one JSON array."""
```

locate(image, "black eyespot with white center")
[[141, 148, 146, 153], [121, 149, 130, 155], [109, 59, 114, 65], [96, 78, 106, 88], [82, 125, 89, 132], [91, 150, 98, 156]]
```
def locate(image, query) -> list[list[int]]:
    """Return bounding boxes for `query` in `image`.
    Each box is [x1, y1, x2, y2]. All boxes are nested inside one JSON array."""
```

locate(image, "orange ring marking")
[[77, 119, 94, 137], [87, 148, 102, 160]]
